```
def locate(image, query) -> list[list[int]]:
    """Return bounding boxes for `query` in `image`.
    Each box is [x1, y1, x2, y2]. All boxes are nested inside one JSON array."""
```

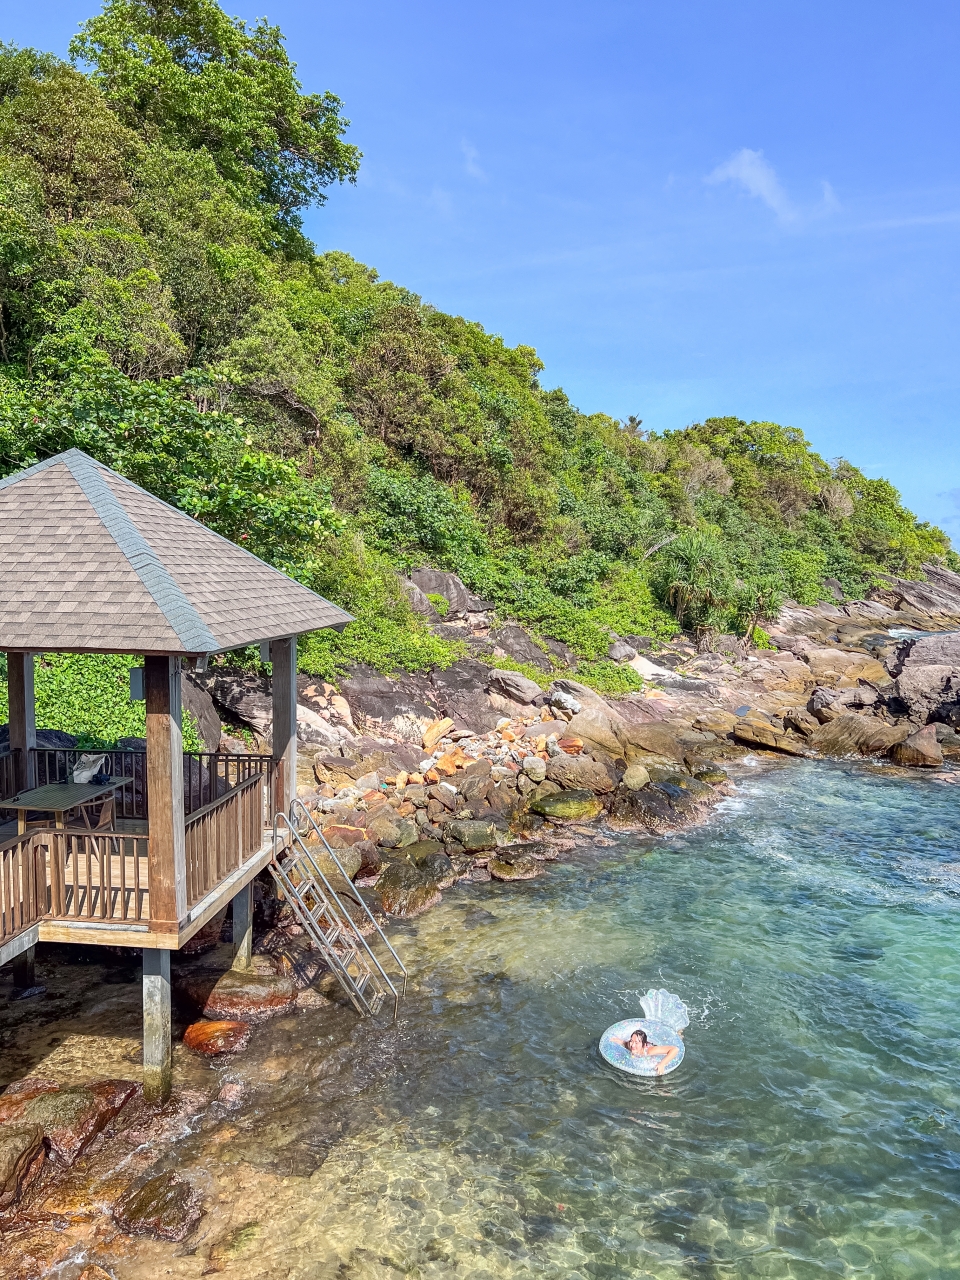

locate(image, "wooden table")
[[3, 778, 132, 835]]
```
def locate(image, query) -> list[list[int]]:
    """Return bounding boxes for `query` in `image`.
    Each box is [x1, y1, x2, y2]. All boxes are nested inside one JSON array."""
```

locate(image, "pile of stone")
[[287, 675, 735, 919]]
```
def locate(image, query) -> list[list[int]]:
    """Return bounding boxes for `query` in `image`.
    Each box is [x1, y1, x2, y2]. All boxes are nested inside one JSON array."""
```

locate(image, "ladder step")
[[270, 840, 401, 1021]]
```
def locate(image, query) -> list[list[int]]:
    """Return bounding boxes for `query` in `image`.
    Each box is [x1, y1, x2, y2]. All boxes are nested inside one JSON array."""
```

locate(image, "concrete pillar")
[[7, 652, 36, 790], [145, 656, 186, 931], [271, 636, 297, 818], [231, 882, 253, 971], [12, 945, 36, 991], [142, 948, 172, 1104]]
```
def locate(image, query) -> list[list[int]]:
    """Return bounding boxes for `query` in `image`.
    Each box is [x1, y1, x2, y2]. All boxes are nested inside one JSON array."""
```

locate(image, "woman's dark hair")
[[628, 1028, 649, 1048]]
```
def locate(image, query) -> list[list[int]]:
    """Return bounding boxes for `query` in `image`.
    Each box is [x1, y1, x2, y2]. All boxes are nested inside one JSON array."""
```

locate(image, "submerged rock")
[[114, 1171, 202, 1242], [529, 789, 603, 821], [183, 1020, 251, 1056]]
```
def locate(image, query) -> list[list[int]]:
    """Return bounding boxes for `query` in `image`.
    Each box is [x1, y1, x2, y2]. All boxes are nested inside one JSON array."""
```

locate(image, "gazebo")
[[0, 448, 352, 1099]]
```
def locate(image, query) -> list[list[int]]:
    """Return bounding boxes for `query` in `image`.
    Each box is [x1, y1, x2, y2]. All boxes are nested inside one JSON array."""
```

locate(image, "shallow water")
[[38, 757, 960, 1278]]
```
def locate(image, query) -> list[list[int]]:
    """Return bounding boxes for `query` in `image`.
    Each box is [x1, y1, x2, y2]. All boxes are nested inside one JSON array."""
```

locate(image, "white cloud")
[[821, 180, 841, 213], [706, 148, 796, 221], [461, 139, 486, 181]]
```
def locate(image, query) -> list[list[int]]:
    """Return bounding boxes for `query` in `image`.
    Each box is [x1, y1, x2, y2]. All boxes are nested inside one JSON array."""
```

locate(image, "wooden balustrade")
[[183, 752, 272, 816], [33, 749, 146, 820], [184, 773, 266, 907], [0, 750, 21, 803], [45, 830, 150, 923], [29, 748, 272, 822], [0, 831, 46, 944], [0, 759, 271, 947]]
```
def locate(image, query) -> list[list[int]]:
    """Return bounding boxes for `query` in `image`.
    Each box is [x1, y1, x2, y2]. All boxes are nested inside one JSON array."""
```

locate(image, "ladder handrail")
[[289, 798, 407, 990], [272, 809, 406, 1017], [269, 851, 376, 1017]]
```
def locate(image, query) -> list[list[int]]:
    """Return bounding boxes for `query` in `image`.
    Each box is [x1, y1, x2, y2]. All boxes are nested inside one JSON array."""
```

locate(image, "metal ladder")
[[269, 799, 406, 1019]]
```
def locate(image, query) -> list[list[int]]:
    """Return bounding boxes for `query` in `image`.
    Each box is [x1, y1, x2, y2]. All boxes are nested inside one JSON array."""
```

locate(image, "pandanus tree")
[[651, 530, 734, 636]]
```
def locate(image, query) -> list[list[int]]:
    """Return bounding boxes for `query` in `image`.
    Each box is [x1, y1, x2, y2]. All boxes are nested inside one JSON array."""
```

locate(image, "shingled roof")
[[0, 449, 353, 655]]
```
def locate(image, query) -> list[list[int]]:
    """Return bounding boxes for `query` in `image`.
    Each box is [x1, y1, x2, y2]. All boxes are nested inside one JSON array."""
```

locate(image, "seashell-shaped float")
[[599, 988, 689, 1077]]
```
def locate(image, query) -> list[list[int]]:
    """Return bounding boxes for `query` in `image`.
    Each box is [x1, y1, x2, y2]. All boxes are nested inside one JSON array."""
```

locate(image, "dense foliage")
[[0, 652, 203, 748], [0, 0, 953, 714]]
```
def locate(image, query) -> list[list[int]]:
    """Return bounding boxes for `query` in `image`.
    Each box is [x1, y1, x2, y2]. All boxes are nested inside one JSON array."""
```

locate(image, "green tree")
[[71, 0, 360, 226]]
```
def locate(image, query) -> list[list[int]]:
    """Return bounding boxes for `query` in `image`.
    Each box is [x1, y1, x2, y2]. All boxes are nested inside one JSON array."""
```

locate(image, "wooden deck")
[[0, 749, 284, 962]]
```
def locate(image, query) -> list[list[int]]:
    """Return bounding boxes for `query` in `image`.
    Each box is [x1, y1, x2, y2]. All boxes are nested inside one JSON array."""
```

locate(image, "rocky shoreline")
[[5, 564, 960, 1272]]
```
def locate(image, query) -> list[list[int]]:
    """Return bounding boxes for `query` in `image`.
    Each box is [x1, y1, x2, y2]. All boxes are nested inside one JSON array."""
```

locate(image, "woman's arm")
[[654, 1045, 679, 1075]]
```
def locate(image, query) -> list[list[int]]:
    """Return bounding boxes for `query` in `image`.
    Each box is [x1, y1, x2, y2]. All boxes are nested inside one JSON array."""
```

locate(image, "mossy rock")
[[489, 851, 540, 880], [528, 789, 603, 821], [375, 860, 442, 917]]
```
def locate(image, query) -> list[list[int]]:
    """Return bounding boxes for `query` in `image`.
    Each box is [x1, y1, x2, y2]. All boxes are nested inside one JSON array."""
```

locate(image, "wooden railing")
[[34, 749, 146, 820], [0, 755, 272, 947], [0, 750, 21, 803], [183, 752, 272, 817], [47, 830, 150, 924], [29, 749, 273, 821], [0, 831, 45, 944], [184, 773, 266, 908]]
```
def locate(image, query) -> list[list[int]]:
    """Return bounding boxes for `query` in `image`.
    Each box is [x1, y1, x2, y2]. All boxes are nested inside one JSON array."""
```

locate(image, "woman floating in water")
[[599, 990, 689, 1077], [612, 1027, 680, 1076]]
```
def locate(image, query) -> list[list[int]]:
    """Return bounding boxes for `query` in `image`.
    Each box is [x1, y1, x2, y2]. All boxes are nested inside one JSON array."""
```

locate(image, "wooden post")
[[145, 656, 186, 931], [12, 945, 37, 993], [7, 652, 36, 790], [231, 882, 253, 971], [142, 948, 172, 1104], [271, 636, 297, 818]]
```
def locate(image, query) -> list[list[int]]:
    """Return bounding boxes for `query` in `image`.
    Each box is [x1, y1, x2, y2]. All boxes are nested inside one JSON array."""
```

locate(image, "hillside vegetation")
[[0, 0, 952, 724]]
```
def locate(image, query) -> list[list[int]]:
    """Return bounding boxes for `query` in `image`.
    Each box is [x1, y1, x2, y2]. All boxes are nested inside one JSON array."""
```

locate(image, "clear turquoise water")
[[180, 757, 960, 1278]]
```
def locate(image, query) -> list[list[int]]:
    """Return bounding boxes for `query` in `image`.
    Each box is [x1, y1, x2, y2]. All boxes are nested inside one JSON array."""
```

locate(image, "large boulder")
[[336, 667, 439, 741], [732, 721, 808, 755], [182, 673, 222, 750], [174, 967, 297, 1022], [563, 708, 624, 759], [890, 665, 960, 725], [12, 1080, 137, 1166], [488, 668, 543, 704], [621, 763, 651, 791], [183, 1020, 251, 1056], [0, 1123, 45, 1209], [619, 721, 687, 762], [804, 648, 890, 688], [375, 860, 443, 916], [409, 568, 488, 620], [529, 789, 603, 821], [890, 724, 944, 768], [430, 660, 504, 733], [810, 713, 908, 757], [489, 624, 554, 671], [444, 819, 498, 851], [401, 578, 442, 621], [191, 670, 272, 737], [545, 754, 616, 793], [607, 784, 676, 831]]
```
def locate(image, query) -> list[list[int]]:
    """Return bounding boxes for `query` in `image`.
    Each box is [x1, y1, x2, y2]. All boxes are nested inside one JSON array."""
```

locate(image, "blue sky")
[[8, 1, 960, 536]]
